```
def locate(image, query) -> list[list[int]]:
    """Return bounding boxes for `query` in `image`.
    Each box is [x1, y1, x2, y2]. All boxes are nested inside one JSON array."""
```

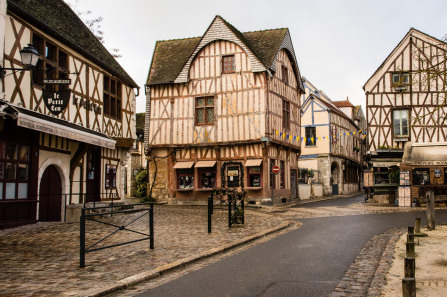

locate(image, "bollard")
[[208, 196, 212, 233], [228, 193, 232, 228], [407, 234, 414, 243], [415, 217, 421, 234], [406, 242, 415, 258], [80, 208, 86, 268], [404, 257, 415, 278], [149, 203, 154, 250], [402, 277, 416, 297], [408, 226, 414, 235], [426, 190, 435, 230]]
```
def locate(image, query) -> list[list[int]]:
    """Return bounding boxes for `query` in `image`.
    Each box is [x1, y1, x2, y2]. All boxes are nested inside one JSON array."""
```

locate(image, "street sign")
[[272, 165, 280, 174]]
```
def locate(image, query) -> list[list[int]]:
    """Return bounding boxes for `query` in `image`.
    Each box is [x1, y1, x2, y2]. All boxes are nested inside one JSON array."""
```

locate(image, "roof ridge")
[[156, 36, 202, 43], [243, 28, 288, 34]]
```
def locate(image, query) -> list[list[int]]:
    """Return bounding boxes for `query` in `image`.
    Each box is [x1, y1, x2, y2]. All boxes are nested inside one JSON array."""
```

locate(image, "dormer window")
[[222, 55, 235, 73], [392, 72, 409, 92]]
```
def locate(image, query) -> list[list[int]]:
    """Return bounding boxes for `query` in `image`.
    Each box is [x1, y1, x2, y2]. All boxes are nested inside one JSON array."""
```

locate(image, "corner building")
[[145, 16, 304, 205]]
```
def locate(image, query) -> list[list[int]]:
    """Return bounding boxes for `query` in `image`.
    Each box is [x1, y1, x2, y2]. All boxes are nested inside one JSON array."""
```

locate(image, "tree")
[[64, 0, 122, 58]]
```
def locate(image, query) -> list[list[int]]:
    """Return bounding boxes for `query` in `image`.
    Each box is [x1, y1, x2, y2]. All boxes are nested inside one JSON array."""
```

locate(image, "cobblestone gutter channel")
[[329, 228, 405, 297]]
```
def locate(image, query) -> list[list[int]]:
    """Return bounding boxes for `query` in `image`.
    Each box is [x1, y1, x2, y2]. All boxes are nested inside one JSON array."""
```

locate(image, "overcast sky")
[[69, 0, 447, 114]]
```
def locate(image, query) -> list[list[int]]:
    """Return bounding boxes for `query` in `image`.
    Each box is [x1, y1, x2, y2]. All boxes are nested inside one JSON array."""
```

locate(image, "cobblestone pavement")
[[0, 205, 285, 297]]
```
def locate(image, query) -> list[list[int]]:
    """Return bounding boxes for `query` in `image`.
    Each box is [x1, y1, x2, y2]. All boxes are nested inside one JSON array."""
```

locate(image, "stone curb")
[[82, 219, 292, 297]]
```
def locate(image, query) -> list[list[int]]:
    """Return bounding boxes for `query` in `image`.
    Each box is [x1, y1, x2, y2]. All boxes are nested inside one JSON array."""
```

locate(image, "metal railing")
[[79, 202, 154, 268]]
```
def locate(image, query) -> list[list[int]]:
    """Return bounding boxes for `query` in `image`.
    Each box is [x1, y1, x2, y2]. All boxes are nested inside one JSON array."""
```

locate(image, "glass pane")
[[5, 163, 16, 180], [402, 109, 409, 120], [0, 163, 3, 179], [19, 146, 29, 162], [0, 143, 4, 159], [393, 110, 401, 121], [196, 109, 204, 124], [0, 182, 3, 199], [111, 80, 116, 94], [206, 98, 214, 106], [196, 98, 205, 107], [6, 183, 15, 199], [402, 73, 409, 84], [17, 164, 28, 180], [394, 121, 401, 135], [392, 74, 400, 84], [6, 143, 17, 160], [18, 183, 28, 199], [104, 76, 110, 91], [206, 108, 214, 124]]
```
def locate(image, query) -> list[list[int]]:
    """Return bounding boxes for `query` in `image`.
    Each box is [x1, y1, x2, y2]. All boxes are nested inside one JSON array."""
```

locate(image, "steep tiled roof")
[[333, 99, 354, 108], [147, 18, 292, 85], [8, 0, 138, 88]]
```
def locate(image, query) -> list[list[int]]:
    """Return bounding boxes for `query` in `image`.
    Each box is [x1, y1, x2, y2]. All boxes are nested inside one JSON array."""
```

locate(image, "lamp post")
[[0, 43, 40, 78]]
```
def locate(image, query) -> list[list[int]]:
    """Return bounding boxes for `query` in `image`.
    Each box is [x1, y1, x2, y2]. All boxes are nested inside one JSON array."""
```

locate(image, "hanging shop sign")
[[42, 89, 71, 115], [73, 95, 102, 115]]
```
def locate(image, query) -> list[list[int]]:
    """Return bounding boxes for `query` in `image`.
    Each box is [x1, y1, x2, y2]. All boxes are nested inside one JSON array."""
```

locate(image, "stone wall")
[[147, 149, 171, 201]]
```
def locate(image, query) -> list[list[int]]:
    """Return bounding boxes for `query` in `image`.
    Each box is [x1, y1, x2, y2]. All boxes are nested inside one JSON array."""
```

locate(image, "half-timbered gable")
[[0, 0, 138, 228], [299, 78, 364, 196], [145, 16, 304, 204], [364, 28, 447, 205]]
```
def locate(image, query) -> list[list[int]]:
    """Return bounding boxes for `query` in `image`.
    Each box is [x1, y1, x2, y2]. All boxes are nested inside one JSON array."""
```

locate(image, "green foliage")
[[134, 167, 149, 201], [389, 169, 400, 184]]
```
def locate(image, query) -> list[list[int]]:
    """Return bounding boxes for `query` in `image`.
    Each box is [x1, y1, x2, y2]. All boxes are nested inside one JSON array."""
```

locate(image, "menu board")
[[400, 171, 410, 185], [364, 170, 373, 187]]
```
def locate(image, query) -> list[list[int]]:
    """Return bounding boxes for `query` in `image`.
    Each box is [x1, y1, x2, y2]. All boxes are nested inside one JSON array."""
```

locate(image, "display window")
[[198, 167, 216, 189], [177, 169, 194, 189], [412, 168, 430, 185], [247, 166, 262, 187]]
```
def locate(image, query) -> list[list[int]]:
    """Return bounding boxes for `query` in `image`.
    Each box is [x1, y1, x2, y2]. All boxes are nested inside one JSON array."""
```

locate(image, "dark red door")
[[39, 165, 62, 221]]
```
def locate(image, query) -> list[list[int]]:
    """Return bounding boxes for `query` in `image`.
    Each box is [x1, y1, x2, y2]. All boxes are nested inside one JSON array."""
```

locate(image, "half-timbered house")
[[299, 78, 365, 196], [145, 16, 304, 205], [0, 0, 138, 228], [364, 28, 447, 205]]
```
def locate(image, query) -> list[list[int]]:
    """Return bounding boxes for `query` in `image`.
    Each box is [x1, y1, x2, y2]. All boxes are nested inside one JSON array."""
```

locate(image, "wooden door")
[[39, 165, 62, 221], [290, 169, 297, 198]]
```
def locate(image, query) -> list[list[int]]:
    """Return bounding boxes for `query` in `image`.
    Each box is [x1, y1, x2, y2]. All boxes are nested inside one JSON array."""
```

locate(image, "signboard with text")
[[42, 89, 71, 115]]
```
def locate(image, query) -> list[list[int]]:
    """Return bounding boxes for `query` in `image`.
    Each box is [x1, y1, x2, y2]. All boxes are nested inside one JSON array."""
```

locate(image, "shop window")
[[105, 164, 117, 189], [103, 75, 122, 120], [0, 142, 30, 200], [393, 109, 409, 137], [198, 167, 216, 189], [32, 34, 69, 92], [412, 168, 430, 185], [222, 55, 235, 73], [248, 166, 262, 187], [374, 167, 389, 185], [305, 127, 317, 146], [280, 160, 285, 189], [178, 169, 194, 189], [195, 97, 214, 125]]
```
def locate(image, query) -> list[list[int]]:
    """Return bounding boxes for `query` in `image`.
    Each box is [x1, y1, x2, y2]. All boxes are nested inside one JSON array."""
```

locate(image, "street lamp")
[[0, 43, 40, 78]]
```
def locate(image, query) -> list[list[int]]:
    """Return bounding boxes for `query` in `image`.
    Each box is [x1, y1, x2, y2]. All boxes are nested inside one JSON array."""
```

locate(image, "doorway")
[[331, 162, 339, 195], [86, 147, 101, 203], [39, 165, 62, 221], [290, 169, 297, 198]]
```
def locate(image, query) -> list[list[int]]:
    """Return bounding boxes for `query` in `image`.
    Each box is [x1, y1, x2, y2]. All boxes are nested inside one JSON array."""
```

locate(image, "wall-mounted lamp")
[[0, 44, 40, 78]]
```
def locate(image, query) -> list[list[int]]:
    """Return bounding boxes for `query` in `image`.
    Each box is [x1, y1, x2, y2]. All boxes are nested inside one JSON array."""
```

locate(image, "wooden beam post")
[[426, 190, 435, 230]]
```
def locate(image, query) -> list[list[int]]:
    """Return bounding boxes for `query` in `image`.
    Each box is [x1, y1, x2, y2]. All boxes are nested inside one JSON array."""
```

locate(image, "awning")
[[371, 161, 400, 167], [173, 161, 195, 169], [16, 111, 116, 149], [402, 141, 447, 165], [195, 160, 216, 168], [245, 159, 262, 167]]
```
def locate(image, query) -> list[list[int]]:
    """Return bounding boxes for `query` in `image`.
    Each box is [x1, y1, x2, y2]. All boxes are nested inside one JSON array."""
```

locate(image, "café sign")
[[42, 89, 71, 115]]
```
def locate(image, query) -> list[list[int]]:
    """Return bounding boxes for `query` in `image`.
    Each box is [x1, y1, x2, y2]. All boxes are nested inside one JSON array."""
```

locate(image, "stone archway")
[[331, 162, 340, 195]]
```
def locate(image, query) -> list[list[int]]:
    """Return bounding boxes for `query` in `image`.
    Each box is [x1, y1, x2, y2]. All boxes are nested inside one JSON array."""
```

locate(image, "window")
[[393, 109, 409, 137], [412, 168, 430, 185], [247, 166, 262, 187], [105, 164, 117, 189], [103, 76, 122, 120], [195, 97, 214, 125], [0, 142, 30, 200], [198, 167, 216, 189], [281, 65, 289, 84], [392, 72, 410, 91], [280, 160, 285, 189], [305, 127, 317, 146], [32, 34, 69, 91], [177, 169, 194, 189], [444, 168, 447, 185], [222, 55, 235, 73], [282, 100, 290, 130]]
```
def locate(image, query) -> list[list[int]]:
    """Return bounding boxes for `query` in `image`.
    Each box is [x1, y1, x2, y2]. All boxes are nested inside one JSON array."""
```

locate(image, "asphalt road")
[[134, 195, 447, 297]]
